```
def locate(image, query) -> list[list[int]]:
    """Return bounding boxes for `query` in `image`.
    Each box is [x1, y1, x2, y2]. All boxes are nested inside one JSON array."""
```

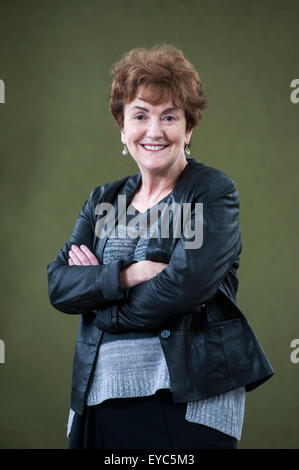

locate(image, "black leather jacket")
[[47, 157, 274, 415]]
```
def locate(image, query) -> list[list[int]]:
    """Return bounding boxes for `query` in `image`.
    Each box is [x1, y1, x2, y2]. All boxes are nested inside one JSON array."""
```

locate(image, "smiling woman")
[[121, 98, 192, 179], [47, 44, 274, 450], [110, 45, 207, 211]]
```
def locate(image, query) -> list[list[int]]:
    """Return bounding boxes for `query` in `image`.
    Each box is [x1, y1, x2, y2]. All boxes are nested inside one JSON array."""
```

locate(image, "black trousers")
[[69, 389, 237, 449]]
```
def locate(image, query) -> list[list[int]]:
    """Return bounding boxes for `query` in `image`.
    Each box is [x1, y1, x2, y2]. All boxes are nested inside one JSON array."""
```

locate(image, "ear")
[[185, 128, 193, 145], [121, 130, 126, 145]]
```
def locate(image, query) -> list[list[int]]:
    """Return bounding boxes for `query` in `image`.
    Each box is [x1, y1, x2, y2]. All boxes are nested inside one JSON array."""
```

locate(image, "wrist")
[[120, 262, 148, 288]]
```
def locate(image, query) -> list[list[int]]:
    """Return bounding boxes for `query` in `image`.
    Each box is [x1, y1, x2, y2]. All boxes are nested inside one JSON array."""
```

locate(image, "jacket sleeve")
[[46, 187, 134, 314], [94, 177, 242, 331]]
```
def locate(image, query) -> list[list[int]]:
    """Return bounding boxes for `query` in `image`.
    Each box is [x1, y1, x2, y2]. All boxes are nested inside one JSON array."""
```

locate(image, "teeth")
[[143, 145, 167, 150]]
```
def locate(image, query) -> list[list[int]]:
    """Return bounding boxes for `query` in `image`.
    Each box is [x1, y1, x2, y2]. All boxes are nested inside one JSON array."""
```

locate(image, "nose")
[[146, 117, 164, 139]]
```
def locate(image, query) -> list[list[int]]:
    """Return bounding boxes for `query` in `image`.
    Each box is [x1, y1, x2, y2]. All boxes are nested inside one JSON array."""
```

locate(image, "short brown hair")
[[109, 44, 208, 131]]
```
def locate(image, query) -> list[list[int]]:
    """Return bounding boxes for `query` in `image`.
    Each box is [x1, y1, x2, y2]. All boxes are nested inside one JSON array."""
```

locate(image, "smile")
[[140, 144, 169, 152]]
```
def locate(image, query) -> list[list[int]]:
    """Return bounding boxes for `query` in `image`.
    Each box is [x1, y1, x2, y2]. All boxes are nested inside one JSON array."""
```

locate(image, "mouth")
[[140, 144, 169, 152]]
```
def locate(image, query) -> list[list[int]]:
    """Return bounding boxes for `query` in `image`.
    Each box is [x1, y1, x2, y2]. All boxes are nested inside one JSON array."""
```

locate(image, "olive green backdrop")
[[0, 0, 298, 449]]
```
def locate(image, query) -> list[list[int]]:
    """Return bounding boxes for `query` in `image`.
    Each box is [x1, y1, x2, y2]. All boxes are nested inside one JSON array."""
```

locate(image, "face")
[[121, 90, 193, 175]]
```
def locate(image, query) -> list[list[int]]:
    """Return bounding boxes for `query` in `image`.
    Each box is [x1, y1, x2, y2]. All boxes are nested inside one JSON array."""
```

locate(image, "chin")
[[140, 159, 171, 172]]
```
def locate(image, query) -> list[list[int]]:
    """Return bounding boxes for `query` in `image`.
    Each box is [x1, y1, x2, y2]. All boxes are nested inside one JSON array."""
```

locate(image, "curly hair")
[[109, 44, 208, 131]]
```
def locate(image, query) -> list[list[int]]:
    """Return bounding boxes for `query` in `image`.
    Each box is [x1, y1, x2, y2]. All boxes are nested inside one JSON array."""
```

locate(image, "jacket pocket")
[[190, 318, 244, 381], [220, 318, 249, 375], [191, 325, 229, 380]]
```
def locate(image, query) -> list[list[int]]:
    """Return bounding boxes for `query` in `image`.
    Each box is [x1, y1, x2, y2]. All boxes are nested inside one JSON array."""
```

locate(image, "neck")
[[138, 157, 188, 201]]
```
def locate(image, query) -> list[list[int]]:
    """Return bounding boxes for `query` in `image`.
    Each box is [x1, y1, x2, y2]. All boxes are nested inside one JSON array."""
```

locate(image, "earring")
[[122, 144, 128, 156], [185, 144, 191, 156]]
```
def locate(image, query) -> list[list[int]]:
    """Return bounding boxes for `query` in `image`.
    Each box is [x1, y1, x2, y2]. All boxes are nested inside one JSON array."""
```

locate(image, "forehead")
[[125, 97, 176, 112]]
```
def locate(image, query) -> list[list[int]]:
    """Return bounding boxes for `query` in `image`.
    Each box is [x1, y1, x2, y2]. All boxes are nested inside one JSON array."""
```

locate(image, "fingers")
[[68, 246, 83, 265], [68, 245, 100, 266], [80, 245, 100, 265]]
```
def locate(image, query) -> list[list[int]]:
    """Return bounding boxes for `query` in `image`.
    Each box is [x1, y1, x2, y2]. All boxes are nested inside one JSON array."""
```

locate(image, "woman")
[[47, 45, 274, 449]]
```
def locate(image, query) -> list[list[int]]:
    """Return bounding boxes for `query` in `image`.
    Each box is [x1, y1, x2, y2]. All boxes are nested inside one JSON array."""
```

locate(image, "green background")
[[0, 0, 298, 449]]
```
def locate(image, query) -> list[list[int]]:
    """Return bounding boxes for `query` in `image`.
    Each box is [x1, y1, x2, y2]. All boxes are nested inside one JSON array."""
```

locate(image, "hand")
[[68, 244, 100, 314], [120, 261, 206, 308], [68, 244, 100, 266], [120, 260, 168, 289]]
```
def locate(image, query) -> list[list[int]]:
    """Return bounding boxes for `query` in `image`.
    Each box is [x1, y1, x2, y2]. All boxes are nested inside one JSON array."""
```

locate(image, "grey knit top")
[[67, 202, 245, 441]]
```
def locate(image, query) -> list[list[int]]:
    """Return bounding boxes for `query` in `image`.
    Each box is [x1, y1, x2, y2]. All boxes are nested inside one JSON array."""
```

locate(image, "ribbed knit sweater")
[[67, 202, 245, 441]]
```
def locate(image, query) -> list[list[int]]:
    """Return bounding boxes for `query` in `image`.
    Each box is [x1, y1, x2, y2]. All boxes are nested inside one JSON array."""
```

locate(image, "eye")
[[163, 115, 175, 122], [135, 114, 145, 120]]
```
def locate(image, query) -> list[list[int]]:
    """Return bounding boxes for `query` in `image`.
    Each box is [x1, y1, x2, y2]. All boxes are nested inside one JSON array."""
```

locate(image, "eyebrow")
[[130, 106, 178, 114]]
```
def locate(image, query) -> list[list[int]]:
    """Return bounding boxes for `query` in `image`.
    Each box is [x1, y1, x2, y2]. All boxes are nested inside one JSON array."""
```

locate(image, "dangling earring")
[[185, 144, 191, 156], [122, 144, 128, 156]]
